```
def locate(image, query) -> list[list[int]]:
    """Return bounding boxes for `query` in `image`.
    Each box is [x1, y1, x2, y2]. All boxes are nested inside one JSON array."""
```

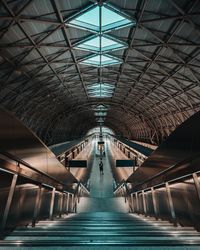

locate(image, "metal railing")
[[0, 151, 90, 233], [114, 164, 200, 229]]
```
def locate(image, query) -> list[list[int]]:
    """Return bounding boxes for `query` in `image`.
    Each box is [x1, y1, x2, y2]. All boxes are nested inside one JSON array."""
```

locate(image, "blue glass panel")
[[68, 3, 134, 32], [102, 6, 125, 26], [87, 82, 114, 97], [69, 6, 99, 32], [76, 35, 126, 53], [81, 54, 121, 67]]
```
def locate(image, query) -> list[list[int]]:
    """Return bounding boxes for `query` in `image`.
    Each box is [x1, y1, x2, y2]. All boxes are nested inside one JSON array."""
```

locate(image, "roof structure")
[[0, 0, 200, 145]]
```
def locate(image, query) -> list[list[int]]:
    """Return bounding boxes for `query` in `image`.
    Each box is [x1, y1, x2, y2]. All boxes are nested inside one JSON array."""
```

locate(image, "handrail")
[[53, 133, 94, 158], [80, 182, 90, 194], [130, 152, 200, 193], [71, 181, 90, 212], [113, 179, 129, 194], [0, 151, 76, 192]]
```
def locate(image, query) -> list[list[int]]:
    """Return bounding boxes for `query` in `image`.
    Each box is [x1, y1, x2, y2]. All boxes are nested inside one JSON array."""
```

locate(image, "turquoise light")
[[74, 7, 99, 27], [68, 4, 133, 32], [87, 83, 115, 98], [76, 35, 127, 53], [102, 6, 125, 26], [81, 54, 121, 67]]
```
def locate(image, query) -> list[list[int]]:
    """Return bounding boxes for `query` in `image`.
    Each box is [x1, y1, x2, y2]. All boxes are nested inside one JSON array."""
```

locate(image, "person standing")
[[99, 161, 104, 175]]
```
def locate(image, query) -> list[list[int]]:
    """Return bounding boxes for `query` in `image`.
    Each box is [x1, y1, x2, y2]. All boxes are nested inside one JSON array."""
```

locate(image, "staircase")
[[1, 212, 200, 247]]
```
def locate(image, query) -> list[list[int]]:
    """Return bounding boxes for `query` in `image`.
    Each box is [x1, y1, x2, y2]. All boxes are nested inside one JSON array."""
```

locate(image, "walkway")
[[77, 138, 129, 213]]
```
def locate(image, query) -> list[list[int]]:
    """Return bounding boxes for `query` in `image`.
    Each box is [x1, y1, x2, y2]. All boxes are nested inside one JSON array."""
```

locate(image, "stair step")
[[1, 239, 200, 247], [15, 226, 195, 232]]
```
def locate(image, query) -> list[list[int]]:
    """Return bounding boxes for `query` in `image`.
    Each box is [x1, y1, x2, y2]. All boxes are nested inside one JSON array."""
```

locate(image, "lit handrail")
[[130, 152, 200, 194]]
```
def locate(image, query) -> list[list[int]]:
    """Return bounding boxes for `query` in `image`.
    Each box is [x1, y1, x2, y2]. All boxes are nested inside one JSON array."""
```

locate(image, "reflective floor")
[[77, 139, 129, 213]]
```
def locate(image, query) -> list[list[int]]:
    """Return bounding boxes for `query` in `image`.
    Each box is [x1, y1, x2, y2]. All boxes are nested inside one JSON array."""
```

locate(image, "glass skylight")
[[96, 117, 105, 123], [95, 111, 107, 116], [81, 54, 121, 67], [94, 104, 108, 111], [75, 34, 127, 53], [68, 4, 134, 33], [87, 83, 114, 98], [67, 3, 135, 68]]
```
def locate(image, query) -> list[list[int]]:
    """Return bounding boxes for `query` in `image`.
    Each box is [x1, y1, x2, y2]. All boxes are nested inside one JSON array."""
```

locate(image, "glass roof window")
[[95, 111, 107, 116], [68, 4, 134, 33], [93, 104, 108, 111], [80, 54, 121, 67], [75, 34, 127, 53], [90, 93, 112, 98], [87, 83, 114, 98]]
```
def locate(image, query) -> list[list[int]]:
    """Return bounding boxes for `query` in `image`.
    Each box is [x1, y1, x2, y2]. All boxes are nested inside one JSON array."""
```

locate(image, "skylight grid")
[[68, 4, 133, 33], [87, 83, 115, 90], [75, 35, 127, 53], [95, 112, 107, 116], [81, 54, 121, 67], [89, 93, 113, 98], [68, 2, 135, 68], [94, 104, 108, 111]]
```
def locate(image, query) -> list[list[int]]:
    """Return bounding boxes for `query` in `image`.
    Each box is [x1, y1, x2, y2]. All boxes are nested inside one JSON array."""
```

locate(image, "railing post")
[[66, 193, 70, 214], [151, 187, 158, 219], [165, 182, 176, 225], [71, 194, 75, 213], [1, 173, 18, 232], [62, 193, 66, 214], [32, 185, 42, 227], [142, 190, 147, 216], [78, 186, 81, 203], [131, 193, 134, 212], [59, 193, 64, 217], [49, 187, 55, 220], [193, 173, 200, 201], [135, 192, 139, 213], [124, 186, 127, 203]]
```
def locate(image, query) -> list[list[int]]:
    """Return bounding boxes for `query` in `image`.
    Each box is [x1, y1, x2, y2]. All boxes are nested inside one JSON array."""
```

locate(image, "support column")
[[142, 190, 147, 215], [78, 186, 80, 203], [135, 192, 139, 213], [131, 193, 134, 212], [193, 173, 200, 201], [165, 182, 176, 224], [69, 193, 73, 213], [59, 193, 64, 217], [32, 185, 42, 227], [66, 193, 70, 214], [49, 187, 55, 220], [124, 187, 127, 203], [1, 173, 18, 231], [151, 187, 158, 219]]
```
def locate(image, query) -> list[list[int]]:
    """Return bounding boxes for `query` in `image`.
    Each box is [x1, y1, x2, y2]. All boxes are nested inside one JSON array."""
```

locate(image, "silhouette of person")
[[99, 161, 104, 175]]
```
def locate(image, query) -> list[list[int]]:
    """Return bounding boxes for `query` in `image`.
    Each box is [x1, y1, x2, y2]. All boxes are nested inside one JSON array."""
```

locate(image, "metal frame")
[[0, 0, 199, 145], [1, 173, 18, 231]]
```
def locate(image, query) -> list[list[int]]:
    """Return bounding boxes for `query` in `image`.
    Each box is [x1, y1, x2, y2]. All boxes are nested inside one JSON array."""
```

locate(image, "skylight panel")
[[87, 82, 114, 98], [101, 5, 133, 31], [67, 3, 134, 33], [87, 83, 114, 91], [75, 35, 127, 53], [94, 104, 108, 111], [95, 111, 107, 116], [68, 3, 136, 68], [89, 93, 113, 98], [68, 5, 99, 32], [81, 54, 121, 67]]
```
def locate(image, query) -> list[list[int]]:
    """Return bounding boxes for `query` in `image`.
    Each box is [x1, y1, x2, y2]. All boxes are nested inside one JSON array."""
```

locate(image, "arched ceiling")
[[0, 0, 200, 145]]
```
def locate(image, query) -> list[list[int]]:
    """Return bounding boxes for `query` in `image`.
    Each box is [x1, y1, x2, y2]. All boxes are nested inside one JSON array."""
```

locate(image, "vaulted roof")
[[0, 0, 200, 145]]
